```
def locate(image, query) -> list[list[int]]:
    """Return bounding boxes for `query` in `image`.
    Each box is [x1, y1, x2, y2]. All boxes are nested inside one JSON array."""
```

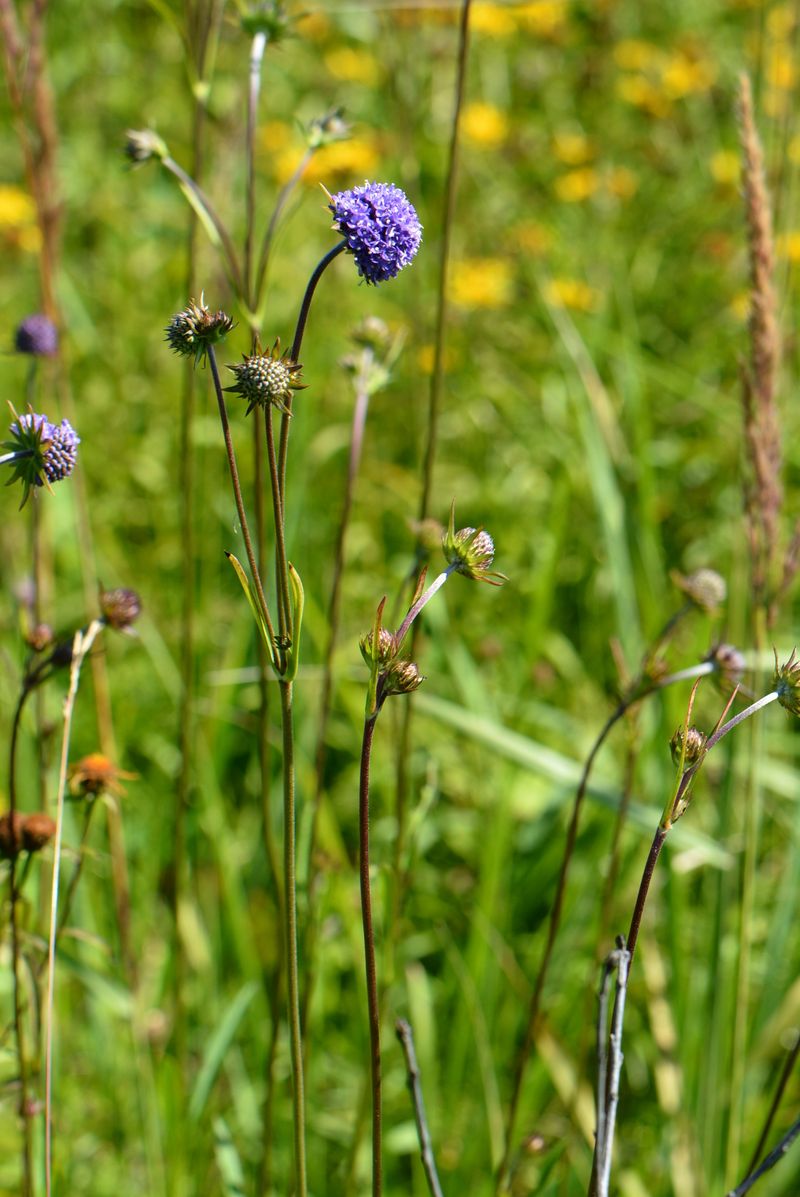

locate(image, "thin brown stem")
[[359, 713, 382, 1197]]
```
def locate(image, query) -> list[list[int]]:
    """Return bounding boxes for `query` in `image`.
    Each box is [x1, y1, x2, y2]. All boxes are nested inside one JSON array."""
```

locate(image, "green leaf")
[[189, 981, 259, 1121]]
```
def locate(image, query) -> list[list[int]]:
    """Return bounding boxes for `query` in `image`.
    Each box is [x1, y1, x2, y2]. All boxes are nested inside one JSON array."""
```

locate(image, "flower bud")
[[707, 643, 746, 689], [774, 648, 800, 716], [351, 316, 391, 352], [25, 623, 54, 653], [670, 725, 708, 767], [14, 313, 58, 357], [0, 812, 25, 858], [383, 659, 425, 697], [100, 587, 141, 631], [21, 813, 56, 853], [124, 128, 168, 164], [165, 298, 235, 363], [307, 107, 351, 149], [442, 506, 506, 586], [672, 568, 727, 613], [359, 627, 397, 669]]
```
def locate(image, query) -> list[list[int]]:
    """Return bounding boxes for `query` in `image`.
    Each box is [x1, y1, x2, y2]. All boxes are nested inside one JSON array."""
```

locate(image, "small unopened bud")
[[351, 316, 391, 352], [670, 726, 708, 767], [25, 623, 54, 653], [383, 659, 425, 697], [241, 0, 293, 40], [774, 648, 800, 717], [672, 568, 727, 613], [21, 813, 56, 853], [124, 128, 169, 164], [360, 627, 397, 669], [165, 297, 235, 363], [307, 106, 351, 149], [443, 525, 505, 585], [100, 587, 141, 631], [707, 643, 746, 689]]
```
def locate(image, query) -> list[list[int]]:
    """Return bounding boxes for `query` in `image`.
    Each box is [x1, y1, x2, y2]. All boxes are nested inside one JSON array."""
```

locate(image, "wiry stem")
[[396, 1018, 444, 1197], [359, 713, 382, 1197], [8, 682, 33, 1197]]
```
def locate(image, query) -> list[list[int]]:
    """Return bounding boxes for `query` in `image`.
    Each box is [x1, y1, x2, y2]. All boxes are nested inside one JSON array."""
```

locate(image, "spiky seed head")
[[383, 659, 425, 697], [125, 128, 169, 164], [15, 313, 58, 357], [359, 627, 397, 669], [672, 568, 727, 613], [670, 725, 708, 767], [226, 340, 305, 415], [165, 298, 235, 363], [241, 0, 292, 40], [774, 648, 800, 716], [100, 587, 142, 631], [328, 181, 422, 285], [21, 813, 56, 853]]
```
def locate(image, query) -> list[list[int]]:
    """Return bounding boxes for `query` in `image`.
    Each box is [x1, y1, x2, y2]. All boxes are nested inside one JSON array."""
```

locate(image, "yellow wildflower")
[[606, 166, 638, 199], [515, 0, 567, 39], [274, 137, 381, 186], [513, 221, 552, 254], [767, 45, 796, 90], [710, 149, 740, 186], [260, 120, 294, 153], [660, 52, 717, 99], [450, 258, 514, 309], [552, 130, 594, 165], [767, 4, 795, 37], [613, 39, 664, 71], [543, 277, 600, 313], [417, 344, 455, 373], [616, 74, 672, 118], [0, 185, 36, 227], [471, 3, 516, 36], [462, 102, 508, 148], [324, 46, 380, 85], [16, 226, 42, 253], [554, 167, 600, 202], [776, 231, 800, 262]]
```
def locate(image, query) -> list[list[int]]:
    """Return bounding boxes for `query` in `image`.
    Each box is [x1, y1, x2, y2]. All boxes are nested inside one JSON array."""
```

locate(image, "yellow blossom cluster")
[[0, 185, 41, 253], [614, 39, 717, 117]]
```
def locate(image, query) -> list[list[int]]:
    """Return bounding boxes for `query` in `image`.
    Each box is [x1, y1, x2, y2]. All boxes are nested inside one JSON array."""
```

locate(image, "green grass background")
[[1, 1, 800, 1194]]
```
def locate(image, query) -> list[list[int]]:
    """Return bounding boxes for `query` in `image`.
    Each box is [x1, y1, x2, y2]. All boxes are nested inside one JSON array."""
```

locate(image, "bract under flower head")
[[15, 313, 58, 357], [328, 181, 422, 284], [3, 408, 79, 506], [226, 339, 305, 415], [165, 297, 234, 363]]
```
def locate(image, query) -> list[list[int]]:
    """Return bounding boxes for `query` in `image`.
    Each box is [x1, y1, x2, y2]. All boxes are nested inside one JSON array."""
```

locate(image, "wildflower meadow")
[[2, 2, 800, 1196]]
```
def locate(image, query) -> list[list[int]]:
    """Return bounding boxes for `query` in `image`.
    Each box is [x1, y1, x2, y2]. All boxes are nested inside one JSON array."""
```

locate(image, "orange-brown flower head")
[[21, 813, 56, 853], [670, 725, 708, 767], [100, 587, 141, 631], [69, 753, 136, 799]]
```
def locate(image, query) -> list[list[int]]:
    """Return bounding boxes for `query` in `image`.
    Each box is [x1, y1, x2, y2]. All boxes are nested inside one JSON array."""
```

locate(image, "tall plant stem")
[[244, 31, 267, 305], [302, 372, 371, 1030], [44, 619, 104, 1197], [265, 409, 292, 644], [278, 679, 307, 1197], [359, 713, 382, 1197], [746, 1032, 800, 1174], [8, 683, 33, 1197], [206, 346, 276, 646]]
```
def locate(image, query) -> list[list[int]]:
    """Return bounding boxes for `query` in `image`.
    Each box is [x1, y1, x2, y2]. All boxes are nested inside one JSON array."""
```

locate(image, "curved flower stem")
[[277, 242, 347, 503], [45, 618, 104, 1197], [206, 346, 276, 649], [395, 567, 455, 645], [162, 155, 244, 297], [278, 679, 307, 1197], [244, 31, 267, 306], [727, 1112, 800, 1197], [359, 712, 382, 1197]]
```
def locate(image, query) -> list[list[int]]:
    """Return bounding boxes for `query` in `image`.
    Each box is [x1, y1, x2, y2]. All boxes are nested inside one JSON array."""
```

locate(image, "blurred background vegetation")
[[1, 1, 800, 1194]]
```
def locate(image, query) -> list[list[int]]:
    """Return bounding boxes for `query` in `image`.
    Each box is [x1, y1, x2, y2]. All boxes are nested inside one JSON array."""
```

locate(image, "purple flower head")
[[3, 409, 79, 506], [15, 314, 59, 357], [328, 182, 422, 285]]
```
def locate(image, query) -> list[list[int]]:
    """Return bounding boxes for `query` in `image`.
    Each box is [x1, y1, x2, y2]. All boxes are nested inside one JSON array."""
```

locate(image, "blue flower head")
[[328, 181, 422, 285], [2, 408, 80, 506], [15, 314, 58, 357]]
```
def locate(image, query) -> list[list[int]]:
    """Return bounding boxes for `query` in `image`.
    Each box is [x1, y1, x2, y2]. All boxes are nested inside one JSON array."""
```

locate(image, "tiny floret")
[[100, 587, 142, 631], [15, 313, 58, 357], [328, 181, 422, 285], [226, 339, 305, 416], [3, 408, 79, 506], [442, 504, 506, 585], [165, 297, 235, 363], [672, 567, 727, 614], [774, 648, 800, 717]]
